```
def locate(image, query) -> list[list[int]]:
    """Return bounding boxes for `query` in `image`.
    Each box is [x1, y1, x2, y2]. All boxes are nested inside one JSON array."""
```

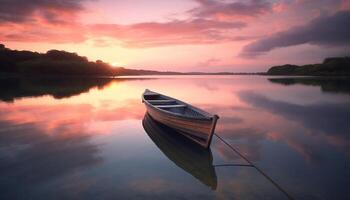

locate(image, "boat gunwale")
[[142, 89, 216, 121]]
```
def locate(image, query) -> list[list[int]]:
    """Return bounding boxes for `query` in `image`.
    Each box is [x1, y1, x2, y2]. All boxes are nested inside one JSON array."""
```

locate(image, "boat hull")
[[144, 102, 218, 148]]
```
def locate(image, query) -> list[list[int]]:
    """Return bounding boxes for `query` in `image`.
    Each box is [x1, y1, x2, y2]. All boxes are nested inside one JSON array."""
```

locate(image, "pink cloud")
[[90, 19, 246, 47], [0, 22, 86, 43], [189, 0, 273, 20], [0, 4, 248, 47], [0, 0, 88, 24], [340, 0, 350, 10], [0, 0, 88, 43]]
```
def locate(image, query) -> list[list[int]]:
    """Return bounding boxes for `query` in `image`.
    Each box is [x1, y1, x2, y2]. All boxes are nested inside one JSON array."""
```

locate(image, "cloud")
[[0, 0, 251, 47], [240, 11, 350, 57], [190, 0, 272, 20], [0, 0, 90, 43], [0, 0, 88, 24], [91, 19, 246, 47], [0, 24, 86, 43], [0, 0, 249, 47]]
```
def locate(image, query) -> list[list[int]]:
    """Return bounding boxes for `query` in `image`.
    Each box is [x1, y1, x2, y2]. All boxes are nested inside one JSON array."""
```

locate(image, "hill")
[[267, 57, 350, 76]]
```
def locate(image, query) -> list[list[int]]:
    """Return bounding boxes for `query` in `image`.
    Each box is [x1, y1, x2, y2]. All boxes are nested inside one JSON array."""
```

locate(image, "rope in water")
[[214, 133, 295, 200], [214, 164, 253, 167]]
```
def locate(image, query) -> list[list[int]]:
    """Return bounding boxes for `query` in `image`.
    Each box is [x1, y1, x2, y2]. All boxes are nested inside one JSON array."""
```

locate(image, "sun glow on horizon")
[[111, 61, 124, 67]]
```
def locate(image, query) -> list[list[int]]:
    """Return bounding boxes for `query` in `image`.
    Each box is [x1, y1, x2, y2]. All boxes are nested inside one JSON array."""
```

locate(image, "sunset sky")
[[1, 0, 350, 72]]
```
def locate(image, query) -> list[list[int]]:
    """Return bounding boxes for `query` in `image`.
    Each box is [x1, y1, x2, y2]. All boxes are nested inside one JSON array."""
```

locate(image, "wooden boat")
[[142, 89, 219, 148], [142, 114, 217, 189]]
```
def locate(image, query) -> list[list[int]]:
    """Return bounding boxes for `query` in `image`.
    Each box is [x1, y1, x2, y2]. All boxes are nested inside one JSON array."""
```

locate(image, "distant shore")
[[266, 57, 350, 76]]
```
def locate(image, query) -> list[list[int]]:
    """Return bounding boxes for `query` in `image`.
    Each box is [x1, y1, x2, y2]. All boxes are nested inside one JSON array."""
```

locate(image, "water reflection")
[[0, 75, 349, 199], [0, 120, 102, 199], [269, 77, 350, 94], [239, 91, 350, 159], [142, 114, 217, 190], [0, 76, 155, 102], [0, 76, 114, 102]]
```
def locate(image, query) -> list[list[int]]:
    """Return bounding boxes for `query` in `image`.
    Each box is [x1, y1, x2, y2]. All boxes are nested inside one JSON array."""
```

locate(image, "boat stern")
[[205, 115, 219, 148]]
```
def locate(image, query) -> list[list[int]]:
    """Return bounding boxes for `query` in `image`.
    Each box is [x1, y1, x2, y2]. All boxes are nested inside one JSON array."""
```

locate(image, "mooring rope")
[[214, 133, 295, 200], [214, 164, 253, 167]]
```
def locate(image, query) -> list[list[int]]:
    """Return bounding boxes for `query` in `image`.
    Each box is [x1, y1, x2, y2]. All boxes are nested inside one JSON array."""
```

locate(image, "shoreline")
[[0, 72, 350, 79]]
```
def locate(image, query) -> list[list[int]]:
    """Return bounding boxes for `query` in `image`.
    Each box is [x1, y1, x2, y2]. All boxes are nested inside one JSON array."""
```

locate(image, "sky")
[[1, 0, 350, 72]]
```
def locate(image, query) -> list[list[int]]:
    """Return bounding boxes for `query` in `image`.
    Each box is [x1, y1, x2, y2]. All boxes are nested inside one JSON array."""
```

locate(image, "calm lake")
[[0, 75, 349, 200]]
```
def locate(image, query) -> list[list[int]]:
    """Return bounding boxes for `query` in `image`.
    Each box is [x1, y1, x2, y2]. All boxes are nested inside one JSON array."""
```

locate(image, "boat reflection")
[[142, 114, 217, 190]]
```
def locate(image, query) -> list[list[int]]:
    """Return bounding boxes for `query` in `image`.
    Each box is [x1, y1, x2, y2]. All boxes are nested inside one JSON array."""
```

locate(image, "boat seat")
[[148, 100, 176, 103], [155, 105, 186, 108], [144, 92, 159, 96]]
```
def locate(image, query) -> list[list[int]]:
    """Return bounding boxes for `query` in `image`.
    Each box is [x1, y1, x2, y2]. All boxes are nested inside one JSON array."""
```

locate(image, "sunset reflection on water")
[[0, 76, 349, 199]]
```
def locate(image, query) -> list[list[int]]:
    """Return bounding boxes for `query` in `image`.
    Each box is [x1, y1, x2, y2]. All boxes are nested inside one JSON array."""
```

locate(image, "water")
[[0, 75, 349, 200]]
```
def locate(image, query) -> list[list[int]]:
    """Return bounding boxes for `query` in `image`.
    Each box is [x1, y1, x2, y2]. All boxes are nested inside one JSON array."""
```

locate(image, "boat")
[[142, 114, 217, 189], [142, 89, 219, 148]]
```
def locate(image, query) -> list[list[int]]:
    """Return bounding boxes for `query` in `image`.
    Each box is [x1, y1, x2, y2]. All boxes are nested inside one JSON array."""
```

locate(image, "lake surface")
[[0, 75, 349, 200]]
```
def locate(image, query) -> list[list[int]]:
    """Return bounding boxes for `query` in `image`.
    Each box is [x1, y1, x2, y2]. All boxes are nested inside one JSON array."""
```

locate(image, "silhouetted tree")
[[0, 44, 115, 76]]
